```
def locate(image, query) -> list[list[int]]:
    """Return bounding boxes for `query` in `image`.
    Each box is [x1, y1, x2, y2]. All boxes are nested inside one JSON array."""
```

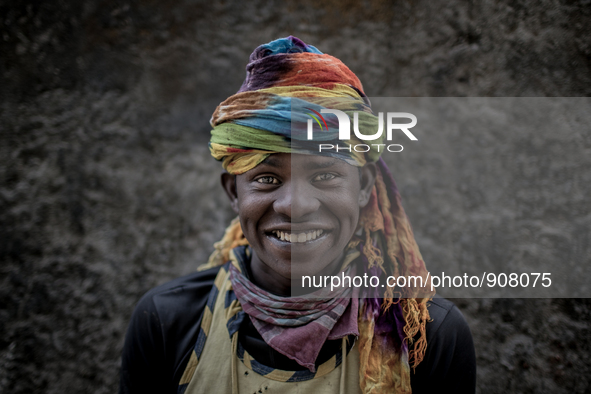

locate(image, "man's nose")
[[273, 181, 320, 219]]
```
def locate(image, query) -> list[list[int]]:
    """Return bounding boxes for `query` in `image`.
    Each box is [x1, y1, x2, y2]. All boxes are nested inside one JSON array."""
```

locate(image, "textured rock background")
[[1, 1, 590, 393]]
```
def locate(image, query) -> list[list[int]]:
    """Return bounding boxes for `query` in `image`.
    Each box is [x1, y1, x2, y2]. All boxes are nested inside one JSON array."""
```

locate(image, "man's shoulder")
[[141, 265, 222, 299], [411, 297, 476, 393], [133, 265, 222, 325], [425, 297, 471, 339], [120, 266, 223, 394]]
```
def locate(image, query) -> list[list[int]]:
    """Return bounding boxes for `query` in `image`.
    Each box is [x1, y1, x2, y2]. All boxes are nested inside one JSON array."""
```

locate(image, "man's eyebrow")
[[259, 155, 341, 169], [304, 158, 340, 170], [260, 156, 281, 167]]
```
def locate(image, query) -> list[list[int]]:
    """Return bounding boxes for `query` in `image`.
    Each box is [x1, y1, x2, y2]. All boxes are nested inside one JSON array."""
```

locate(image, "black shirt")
[[119, 266, 476, 393]]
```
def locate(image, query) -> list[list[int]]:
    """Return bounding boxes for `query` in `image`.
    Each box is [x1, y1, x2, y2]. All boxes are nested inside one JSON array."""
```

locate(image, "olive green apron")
[[178, 264, 361, 394]]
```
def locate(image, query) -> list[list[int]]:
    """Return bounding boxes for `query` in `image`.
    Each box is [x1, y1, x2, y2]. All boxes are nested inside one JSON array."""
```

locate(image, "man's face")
[[223, 153, 375, 295]]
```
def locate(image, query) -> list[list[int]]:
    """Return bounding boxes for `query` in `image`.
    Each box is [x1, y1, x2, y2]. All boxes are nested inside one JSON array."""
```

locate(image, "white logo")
[[305, 109, 417, 153]]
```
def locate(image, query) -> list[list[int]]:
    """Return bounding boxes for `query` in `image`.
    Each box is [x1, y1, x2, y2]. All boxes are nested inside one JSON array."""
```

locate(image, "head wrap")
[[203, 36, 432, 394], [209, 36, 384, 173]]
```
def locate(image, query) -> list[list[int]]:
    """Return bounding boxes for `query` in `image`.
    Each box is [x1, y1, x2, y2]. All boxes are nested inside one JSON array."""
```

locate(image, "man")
[[119, 36, 476, 394]]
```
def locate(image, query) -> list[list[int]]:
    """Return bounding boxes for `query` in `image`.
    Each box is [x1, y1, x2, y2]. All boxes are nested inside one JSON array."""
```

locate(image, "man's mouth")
[[270, 229, 325, 243]]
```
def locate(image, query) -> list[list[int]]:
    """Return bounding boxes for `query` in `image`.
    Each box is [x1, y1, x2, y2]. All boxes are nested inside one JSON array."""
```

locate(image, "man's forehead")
[[260, 153, 349, 170]]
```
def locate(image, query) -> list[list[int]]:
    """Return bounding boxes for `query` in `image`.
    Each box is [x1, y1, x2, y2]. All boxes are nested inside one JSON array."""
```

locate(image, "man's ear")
[[221, 172, 240, 214], [358, 163, 377, 208]]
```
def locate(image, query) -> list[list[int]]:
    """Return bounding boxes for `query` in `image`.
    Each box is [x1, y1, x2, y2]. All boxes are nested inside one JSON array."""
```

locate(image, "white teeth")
[[272, 230, 325, 243]]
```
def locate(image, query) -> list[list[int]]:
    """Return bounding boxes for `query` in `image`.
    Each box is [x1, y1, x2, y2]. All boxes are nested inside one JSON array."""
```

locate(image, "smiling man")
[[119, 36, 476, 394], [223, 153, 375, 296]]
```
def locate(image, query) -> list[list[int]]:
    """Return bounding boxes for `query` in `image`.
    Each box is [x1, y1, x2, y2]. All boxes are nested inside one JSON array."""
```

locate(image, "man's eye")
[[256, 176, 279, 184], [313, 173, 336, 181]]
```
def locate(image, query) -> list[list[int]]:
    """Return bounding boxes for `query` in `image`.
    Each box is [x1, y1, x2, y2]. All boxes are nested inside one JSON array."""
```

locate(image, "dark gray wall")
[[1, 1, 590, 393]]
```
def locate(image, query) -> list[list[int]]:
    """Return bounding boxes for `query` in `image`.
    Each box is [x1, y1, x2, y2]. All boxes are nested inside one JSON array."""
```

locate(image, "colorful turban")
[[204, 36, 432, 394], [209, 36, 385, 174]]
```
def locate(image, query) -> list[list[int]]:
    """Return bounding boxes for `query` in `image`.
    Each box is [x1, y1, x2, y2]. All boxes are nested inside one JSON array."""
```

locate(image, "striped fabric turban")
[[209, 36, 385, 173], [205, 36, 432, 394]]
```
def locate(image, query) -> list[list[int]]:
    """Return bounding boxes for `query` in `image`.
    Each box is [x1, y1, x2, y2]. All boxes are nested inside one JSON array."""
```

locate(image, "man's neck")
[[248, 248, 345, 297]]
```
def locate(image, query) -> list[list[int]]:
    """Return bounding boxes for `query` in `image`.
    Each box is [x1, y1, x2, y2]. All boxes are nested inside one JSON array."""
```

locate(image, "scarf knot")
[[228, 247, 359, 372]]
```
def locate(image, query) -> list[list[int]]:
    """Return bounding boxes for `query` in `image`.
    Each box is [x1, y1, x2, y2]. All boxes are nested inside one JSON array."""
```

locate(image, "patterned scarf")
[[229, 247, 359, 372], [201, 36, 433, 394]]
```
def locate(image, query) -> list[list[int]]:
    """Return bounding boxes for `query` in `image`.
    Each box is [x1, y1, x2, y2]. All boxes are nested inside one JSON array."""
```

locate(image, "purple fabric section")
[[392, 301, 408, 353], [229, 263, 359, 372], [239, 36, 321, 93], [247, 36, 314, 62], [362, 297, 407, 354], [358, 239, 407, 354], [287, 36, 309, 51], [377, 157, 400, 197], [358, 241, 382, 299], [238, 55, 294, 93]]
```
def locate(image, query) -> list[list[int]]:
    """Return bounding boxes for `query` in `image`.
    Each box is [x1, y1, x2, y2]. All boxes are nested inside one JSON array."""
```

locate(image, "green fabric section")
[[211, 110, 386, 163], [346, 111, 385, 163], [210, 123, 291, 152]]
